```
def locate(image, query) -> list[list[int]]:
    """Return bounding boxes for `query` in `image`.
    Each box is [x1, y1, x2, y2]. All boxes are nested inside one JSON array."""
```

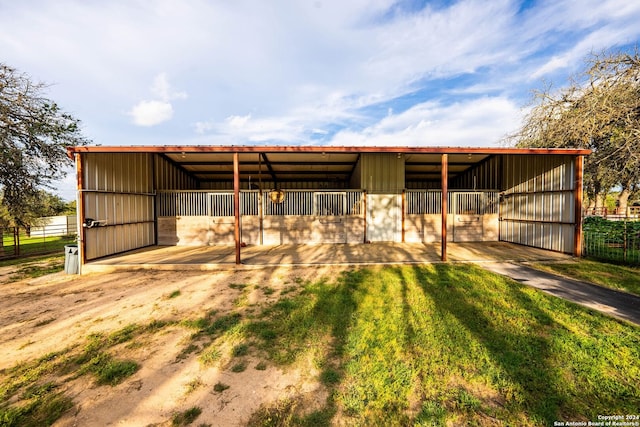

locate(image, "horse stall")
[[157, 189, 365, 246], [156, 188, 499, 247], [69, 146, 588, 269], [404, 190, 499, 243]]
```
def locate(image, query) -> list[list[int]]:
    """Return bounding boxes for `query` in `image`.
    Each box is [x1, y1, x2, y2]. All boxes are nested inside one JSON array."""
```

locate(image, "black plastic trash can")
[[64, 244, 79, 274]]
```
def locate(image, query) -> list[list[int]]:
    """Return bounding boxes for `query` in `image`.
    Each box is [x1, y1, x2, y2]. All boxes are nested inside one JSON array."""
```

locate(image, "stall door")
[[366, 194, 400, 242], [452, 192, 483, 242], [208, 192, 235, 245], [314, 192, 347, 243]]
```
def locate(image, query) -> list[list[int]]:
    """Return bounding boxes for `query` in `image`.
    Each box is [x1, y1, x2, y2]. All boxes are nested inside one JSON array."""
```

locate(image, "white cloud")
[[531, 55, 572, 80], [2, 0, 638, 198], [151, 72, 187, 101], [194, 121, 214, 135], [522, 0, 640, 80], [129, 100, 173, 127], [202, 114, 306, 144], [128, 73, 186, 126], [1, 0, 639, 142], [227, 114, 252, 128], [329, 97, 522, 147]]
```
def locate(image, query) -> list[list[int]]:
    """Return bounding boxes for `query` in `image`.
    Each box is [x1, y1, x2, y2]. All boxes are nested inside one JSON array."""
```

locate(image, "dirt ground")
[[0, 263, 344, 426]]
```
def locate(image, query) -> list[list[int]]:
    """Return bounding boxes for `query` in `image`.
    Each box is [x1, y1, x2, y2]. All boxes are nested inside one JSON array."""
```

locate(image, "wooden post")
[[574, 155, 583, 257], [234, 152, 241, 264], [441, 154, 448, 261]]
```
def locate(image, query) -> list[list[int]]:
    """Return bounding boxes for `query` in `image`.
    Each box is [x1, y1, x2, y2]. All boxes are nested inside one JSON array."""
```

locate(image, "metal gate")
[[452, 192, 498, 242]]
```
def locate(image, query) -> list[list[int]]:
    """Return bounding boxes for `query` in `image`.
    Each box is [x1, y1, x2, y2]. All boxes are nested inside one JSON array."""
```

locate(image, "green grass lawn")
[[247, 264, 640, 426], [532, 259, 640, 296], [2, 234, 76, 259]]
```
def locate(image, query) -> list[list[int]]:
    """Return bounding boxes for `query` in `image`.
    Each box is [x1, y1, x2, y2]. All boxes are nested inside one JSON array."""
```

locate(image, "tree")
[[0, 189, 71, 237], [507, 49, 640, 211], [0, 63, 89, 228]]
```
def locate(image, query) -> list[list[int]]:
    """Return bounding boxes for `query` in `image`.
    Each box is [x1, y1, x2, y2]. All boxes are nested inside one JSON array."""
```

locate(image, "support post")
[[151, 154, 158, 246], [258, 153, 263, 245], [363, 190, 368, 243], [401, 189, 406, 243], [76, 153, 86, 269], [573, 155, 584, 257], [234, 152, 241, 264], [441, 154, 448, 261]]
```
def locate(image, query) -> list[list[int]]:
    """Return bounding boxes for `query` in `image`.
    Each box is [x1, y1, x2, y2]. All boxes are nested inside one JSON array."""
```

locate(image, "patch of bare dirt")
[[0, 265, 342, 426]]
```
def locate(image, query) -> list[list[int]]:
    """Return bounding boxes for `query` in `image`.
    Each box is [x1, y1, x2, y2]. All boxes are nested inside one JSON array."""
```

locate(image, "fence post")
[[623, 220, 628, 263]]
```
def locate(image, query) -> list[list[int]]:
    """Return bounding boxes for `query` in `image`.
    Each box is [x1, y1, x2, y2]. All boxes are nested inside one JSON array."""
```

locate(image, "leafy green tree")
[[507, 49, 640, 211], [0, 189, 71, 238], [0, 63, 89, 229]]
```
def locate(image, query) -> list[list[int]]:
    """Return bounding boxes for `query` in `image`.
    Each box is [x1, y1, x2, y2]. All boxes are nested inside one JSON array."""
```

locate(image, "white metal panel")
[[82, 153, 155, 260], [366, 194, 400, 242], [499, 155, 576, 253]]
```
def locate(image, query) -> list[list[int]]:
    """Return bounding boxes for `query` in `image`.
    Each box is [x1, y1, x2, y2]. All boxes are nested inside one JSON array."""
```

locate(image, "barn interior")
[[69, 146, 587, 267]]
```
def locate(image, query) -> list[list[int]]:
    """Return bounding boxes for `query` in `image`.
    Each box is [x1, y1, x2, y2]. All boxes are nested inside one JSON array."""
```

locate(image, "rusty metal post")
[[441, 154, 448, 261], [574, 155, 584, 257], [363, 190, 367, 243], [401, 189, 406, 243], [75, 153, 86, 268], [233, 152, 241, 264]]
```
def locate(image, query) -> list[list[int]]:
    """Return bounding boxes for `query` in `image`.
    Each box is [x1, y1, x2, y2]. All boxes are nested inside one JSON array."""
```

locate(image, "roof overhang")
[[67, 145, 591, 156], [67, 145, 591, 183]]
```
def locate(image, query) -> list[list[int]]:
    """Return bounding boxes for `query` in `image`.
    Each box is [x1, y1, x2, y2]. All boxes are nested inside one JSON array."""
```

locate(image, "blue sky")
[[1, 0, 639, 199]]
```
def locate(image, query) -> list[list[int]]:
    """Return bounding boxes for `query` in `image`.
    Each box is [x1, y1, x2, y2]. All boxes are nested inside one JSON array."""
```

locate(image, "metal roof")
[[68, 145, 590, 184]]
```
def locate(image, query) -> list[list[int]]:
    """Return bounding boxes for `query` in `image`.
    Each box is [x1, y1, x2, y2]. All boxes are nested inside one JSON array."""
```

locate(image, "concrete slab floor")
[[482, 262, 640, 326], [82, 242, 573, 273]]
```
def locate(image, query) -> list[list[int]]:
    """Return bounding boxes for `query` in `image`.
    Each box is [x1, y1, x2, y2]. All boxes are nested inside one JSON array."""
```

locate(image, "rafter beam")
[[261, 153, 278, 182]]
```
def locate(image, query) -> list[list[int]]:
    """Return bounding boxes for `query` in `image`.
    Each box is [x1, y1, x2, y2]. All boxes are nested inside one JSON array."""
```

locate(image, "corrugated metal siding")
[[155, 155, 197, 190], [360, 153, 405, 194], [499, 155, 575, 253], [350, 156, 362, 189], [82, 153, 155, 260], [452, 155, 501, 190]]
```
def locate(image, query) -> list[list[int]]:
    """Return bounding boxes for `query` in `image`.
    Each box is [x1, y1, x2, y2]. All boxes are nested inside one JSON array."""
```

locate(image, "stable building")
[[67, 145, 589, 271]]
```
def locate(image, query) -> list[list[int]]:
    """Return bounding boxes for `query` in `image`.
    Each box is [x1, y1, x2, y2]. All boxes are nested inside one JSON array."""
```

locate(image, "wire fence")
[[582, 217, 640, 265], [584, 206, 640, 219], [1, 225, 77, 260]]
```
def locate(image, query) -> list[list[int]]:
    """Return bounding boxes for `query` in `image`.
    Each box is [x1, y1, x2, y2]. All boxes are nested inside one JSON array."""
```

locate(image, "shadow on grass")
[[413, 264, 563, 424], [410, 263, 640, 424], [245, 264, 640, 425], [245, 269, 363, 425]]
